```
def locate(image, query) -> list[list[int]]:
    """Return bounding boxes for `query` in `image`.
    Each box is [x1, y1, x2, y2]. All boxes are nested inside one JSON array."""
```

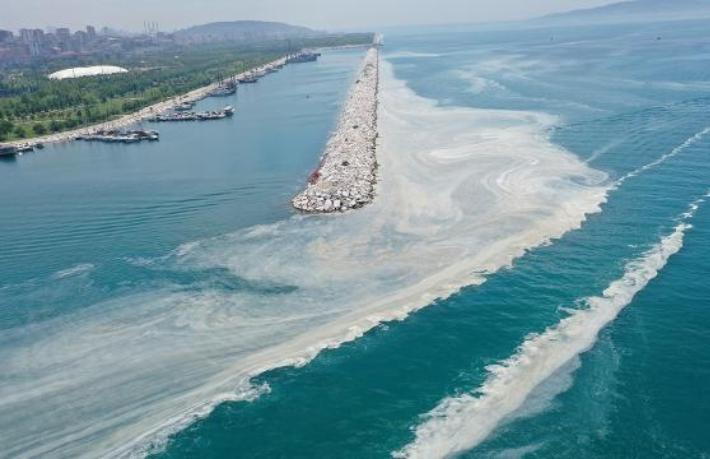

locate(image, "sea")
[[1, 17, 709, 459]]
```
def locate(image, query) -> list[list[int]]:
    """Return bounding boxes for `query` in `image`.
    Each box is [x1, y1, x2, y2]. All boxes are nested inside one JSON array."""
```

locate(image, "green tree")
[[49, 120, 63, 132], [0, 119, 14, 140], [32, 123, 47, 135]]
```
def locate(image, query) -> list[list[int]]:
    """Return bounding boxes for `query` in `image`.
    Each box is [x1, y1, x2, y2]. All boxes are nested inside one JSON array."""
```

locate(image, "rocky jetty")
[[292, 46, 379, 213]]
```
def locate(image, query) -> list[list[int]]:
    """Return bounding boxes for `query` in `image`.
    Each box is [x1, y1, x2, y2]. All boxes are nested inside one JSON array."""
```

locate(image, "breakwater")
[[292, 46, 379, 213]]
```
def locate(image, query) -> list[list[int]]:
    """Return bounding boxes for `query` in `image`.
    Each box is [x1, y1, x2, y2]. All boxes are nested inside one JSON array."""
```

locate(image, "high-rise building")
[[74, 30, 88, 51], [19, 28, 45, 56], [0, 30, 12, 43], [56, 28, 71, 40], [55, 27, 71, 51], [86, 25, 97, 39], [19, 29, 32, 43]]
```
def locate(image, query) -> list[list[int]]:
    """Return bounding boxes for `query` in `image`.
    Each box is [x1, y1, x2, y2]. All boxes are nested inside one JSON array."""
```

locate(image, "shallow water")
[[2, 19, 710, 459]]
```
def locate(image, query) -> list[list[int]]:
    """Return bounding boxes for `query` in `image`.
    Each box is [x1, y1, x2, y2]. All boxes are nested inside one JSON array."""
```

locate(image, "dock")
[[4, 46, 333, 152], [5, 55, 290, 149]]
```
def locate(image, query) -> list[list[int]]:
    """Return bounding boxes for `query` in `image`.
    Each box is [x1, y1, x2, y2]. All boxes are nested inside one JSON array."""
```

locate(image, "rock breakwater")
[[292, 46, 379, 213]]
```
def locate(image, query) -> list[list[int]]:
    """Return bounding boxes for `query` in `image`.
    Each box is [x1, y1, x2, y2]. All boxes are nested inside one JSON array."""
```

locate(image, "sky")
[[0, 0, 620, 32]]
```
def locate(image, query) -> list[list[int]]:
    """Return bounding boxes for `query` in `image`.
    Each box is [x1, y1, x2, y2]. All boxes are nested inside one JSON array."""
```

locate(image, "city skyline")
[[0, 20, 368, 70], [0, 24, 155, 66]]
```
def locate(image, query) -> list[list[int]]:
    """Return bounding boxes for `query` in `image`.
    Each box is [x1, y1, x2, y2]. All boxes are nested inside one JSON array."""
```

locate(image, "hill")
[[175, 21, 318, 43], [536, 0, 710, 25]]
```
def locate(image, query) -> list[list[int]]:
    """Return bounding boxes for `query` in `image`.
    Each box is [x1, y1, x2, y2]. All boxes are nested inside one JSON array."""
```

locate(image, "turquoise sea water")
[[2, 19, 710, 459], [0, 50, 359, 326]]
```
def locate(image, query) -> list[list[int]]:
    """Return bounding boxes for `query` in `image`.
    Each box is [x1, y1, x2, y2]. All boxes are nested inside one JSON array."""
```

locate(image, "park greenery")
[[0, 33, 373, 141]]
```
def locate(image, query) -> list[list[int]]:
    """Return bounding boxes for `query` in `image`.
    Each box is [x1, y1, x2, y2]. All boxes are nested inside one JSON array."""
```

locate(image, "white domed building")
[[48, 65, 128, 80]]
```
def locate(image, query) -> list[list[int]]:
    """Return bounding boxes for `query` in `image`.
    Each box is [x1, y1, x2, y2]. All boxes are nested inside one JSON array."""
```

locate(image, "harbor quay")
[[2, 56, 291, 149], [1, 50, 331, 152]]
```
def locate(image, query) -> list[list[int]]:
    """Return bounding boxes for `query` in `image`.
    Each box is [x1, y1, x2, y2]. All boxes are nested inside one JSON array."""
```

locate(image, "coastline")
[[292, 44, 380, 213], [4, 56, 290, 148]]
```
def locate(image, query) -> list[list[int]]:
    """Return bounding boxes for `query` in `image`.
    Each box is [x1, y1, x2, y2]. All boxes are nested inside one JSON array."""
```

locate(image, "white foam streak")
[[616, 127, 710, 186], [585, 138, 624, 164], [385, 51, 442, 59], [395, 197, 705, 459], [130, 383, 270, 458], [51, 263, 96, 279]]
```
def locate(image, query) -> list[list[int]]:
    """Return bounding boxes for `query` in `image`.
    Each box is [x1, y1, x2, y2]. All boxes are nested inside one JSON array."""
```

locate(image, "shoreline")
[[292, 44, 380, 213], [3, 55, 291, 148]]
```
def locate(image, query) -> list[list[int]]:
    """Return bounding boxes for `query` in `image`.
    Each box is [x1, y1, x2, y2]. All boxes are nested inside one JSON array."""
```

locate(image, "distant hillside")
[[175, 21, 318, 43], [536, 0, 710, 25]]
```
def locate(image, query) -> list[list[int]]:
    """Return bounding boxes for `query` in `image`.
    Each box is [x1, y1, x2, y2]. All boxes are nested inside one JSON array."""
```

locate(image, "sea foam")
[[616, 126, 710, 186], [0, 61, 608, 458], [394, 194, 707, 459], [51, 262, 96, 279]]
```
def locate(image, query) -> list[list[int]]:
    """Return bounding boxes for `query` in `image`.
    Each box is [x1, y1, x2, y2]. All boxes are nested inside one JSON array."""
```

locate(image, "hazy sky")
[[0, 0, 619, 32]]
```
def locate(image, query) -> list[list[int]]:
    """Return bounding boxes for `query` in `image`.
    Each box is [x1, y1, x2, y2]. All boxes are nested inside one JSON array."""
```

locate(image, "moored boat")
[[286, 50, 321, 64], [16, 143, 35, 153], [174, 101, 195, 111], [0, 144, 18, 157], [78, 128, 160, 143], [237, 74, 259, 84], [209, 77, 237, 97], [149, 106, 234, 122]]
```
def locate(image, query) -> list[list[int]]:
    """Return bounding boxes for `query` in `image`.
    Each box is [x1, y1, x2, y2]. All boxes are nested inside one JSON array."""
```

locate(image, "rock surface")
[[292, 46, 379, 213]]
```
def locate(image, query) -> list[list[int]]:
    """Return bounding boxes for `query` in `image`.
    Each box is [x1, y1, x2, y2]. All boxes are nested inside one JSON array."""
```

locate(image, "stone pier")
[[292, 45, 380, 213]]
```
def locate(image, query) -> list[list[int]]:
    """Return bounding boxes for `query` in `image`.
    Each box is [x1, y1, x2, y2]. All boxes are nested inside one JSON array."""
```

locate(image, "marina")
[[2, 55, 291, 149], [4, 48, 332, 152]]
